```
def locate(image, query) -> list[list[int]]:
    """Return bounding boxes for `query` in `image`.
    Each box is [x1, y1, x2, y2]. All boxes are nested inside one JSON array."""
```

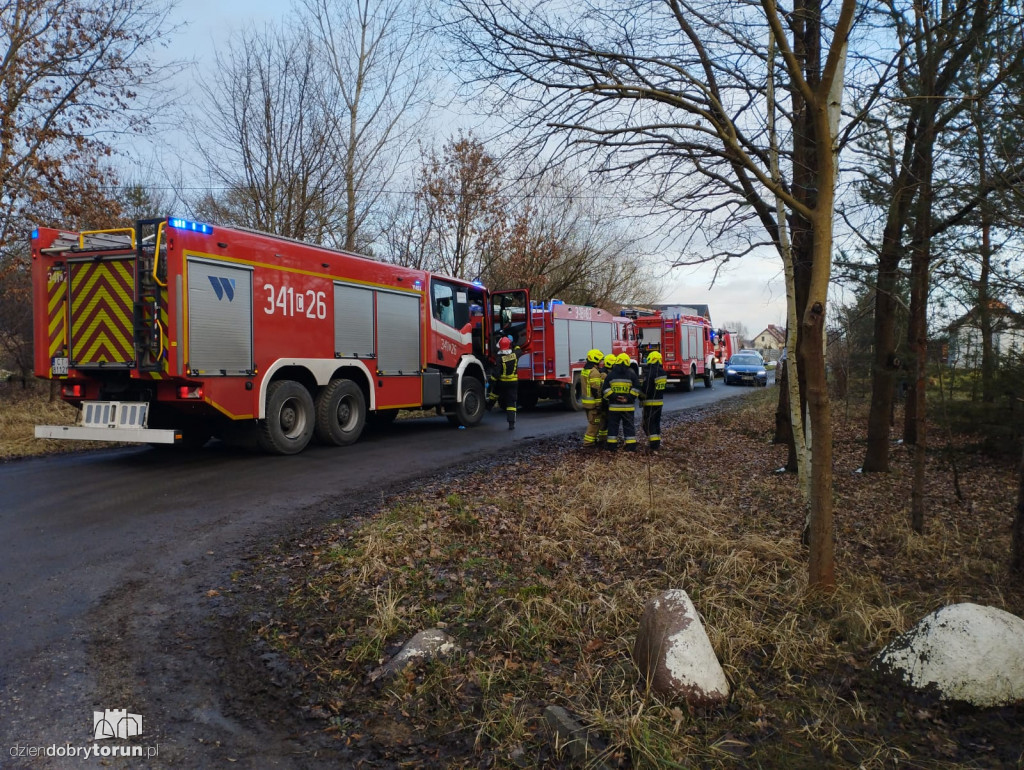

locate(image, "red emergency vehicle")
[[31, 218, 530, 454], [514, 301, 636, 410], [632, 311, 714, 391], [710, 329, 739, 376]]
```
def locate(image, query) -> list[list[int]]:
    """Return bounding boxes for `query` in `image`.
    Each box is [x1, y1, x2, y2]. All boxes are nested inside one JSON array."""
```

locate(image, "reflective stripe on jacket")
[[603, 364, 640, 411], [641, 363, 667, 406], [581, 363, 605, 408], [494, 351, 519, 382]]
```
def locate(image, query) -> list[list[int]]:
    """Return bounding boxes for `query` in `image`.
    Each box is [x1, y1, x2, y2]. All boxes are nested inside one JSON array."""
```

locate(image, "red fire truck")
[[710, 329, 739, 376], [31, 218, 530, 454], [633, 311, 714, 390], [515, 301, 636, 410]]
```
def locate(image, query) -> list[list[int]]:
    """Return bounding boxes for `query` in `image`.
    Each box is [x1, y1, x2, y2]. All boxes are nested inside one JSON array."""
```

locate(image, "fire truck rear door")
[[67, 257, 136, 368]]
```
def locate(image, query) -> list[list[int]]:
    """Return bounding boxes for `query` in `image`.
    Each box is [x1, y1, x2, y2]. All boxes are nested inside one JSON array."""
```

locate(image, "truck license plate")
[[51, 356, 69, 376]]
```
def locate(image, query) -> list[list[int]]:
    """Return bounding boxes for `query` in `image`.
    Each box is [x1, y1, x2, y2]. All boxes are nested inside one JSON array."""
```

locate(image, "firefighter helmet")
[[587, 348, 604, 364], [603, 353, 617, 367], [647, 351, 663, 365], [617, 353, 631, 366], [498, 336, 512, 351]]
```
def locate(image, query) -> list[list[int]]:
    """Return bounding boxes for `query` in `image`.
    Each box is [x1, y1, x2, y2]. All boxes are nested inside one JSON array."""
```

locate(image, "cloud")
[[662, 256, 787, 335]]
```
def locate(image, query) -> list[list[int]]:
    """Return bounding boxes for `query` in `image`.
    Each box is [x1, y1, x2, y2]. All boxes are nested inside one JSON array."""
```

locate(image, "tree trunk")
[[979, 207, 994, 404], [1012, 439, 1024, 573], [907, 137, 934, 533], [803, 295, 834, 588], [864, 238, 902, 472], [774, 357, 798, 472]]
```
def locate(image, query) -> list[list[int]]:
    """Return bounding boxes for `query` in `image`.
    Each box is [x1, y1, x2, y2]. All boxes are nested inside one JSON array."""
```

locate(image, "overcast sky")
[[159, 0, 788, 337]]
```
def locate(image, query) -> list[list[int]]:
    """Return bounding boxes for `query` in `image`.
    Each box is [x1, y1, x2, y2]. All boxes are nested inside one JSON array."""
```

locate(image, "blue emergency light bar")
[[168, 218, 213, 235], [31, 229, 38, 240]]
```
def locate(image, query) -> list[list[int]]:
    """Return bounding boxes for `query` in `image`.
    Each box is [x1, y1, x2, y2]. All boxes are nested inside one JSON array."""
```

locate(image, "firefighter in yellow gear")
[[580, 349, 607, 447], [602, 352, 641, 451], [489, 336, 520, 430], [640, 350, 668, 450], [599, 353, 616, 443]]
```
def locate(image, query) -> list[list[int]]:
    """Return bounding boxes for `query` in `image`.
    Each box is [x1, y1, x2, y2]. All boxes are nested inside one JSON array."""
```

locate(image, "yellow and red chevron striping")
[[69, 259, 136, 365], [46, 270, 67, 361]]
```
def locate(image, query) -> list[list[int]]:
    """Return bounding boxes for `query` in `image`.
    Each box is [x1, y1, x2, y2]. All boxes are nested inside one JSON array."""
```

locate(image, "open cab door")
[[489, 289, 531, 356]]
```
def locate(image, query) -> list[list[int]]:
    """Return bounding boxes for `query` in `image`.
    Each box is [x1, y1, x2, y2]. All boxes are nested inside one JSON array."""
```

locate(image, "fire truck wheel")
[[562, 373, 584, 411], [703, 369, 714, 388], [518, 390, 539, 411], [315, 378, 366, 446], [258, 380, 315, 455], [679, 366, 696, 392], [449, 377, 485, 427]]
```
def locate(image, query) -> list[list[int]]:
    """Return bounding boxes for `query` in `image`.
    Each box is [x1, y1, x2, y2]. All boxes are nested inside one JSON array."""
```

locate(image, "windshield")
[[730, 355, 762, 366]]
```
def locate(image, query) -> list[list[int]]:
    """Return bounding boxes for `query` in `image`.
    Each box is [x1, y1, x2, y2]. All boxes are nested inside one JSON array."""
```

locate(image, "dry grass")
[[0, 382, 79, 460], [250, 391, 1024, 767]]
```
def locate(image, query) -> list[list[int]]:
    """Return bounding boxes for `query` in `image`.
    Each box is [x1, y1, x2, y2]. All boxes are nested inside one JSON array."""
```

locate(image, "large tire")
[[315, 378, 366, 446], [368, 408, 399, 427], [258, 380, 315, 455], [562, 373, 584, 411], [450, 377, 486, 427], [703, 368, 714, 388], [518, 387, 539, 411], [680, 365, 696, 392]]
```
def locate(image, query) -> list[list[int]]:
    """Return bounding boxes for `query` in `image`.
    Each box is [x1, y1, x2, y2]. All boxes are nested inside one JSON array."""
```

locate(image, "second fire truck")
[[514, 301, 637, 410]]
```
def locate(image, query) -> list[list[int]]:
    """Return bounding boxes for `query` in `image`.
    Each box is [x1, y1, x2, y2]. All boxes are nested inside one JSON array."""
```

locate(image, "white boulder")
[[368, 628, 460, 682], [874, 602, 1024, 708], [633, 589, 730, 705]]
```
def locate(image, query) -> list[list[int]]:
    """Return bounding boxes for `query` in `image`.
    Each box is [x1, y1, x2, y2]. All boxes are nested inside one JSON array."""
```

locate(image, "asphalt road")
[[0, 379, 758, 768]]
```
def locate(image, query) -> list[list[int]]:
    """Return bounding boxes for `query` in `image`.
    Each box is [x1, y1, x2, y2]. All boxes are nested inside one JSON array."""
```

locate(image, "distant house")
[[752, 324, 786, 351], [947, 301, 1024, 367]]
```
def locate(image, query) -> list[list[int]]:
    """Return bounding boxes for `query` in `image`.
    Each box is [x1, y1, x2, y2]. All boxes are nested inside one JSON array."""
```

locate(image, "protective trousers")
[[497, 382, 517, 428], [583, 407, 606, 445], [606, 408, 637, 450], [642, 404, 663, 449]]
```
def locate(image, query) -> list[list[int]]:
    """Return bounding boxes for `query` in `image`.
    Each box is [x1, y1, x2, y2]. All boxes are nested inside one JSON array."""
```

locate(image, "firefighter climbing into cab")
[[602, 352, 641, 451], [580, 348, 607, 448], [489, 336, 520, 430]]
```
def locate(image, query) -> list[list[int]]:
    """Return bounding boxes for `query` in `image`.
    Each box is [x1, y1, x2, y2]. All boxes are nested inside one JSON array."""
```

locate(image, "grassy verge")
[[0, 383, 80, 460], [245, 391, 1024, 767]]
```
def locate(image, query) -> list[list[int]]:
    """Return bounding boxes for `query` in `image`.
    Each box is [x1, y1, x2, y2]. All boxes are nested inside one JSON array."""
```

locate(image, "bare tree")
[[448, 0, 855, 589], [192, 25, 346, 243], [300, 0, 434, 251], [852, 0, 1022, 474], [410, 133, 506, 279], [0, 0, 179, 257], [481, 168, 659, 306]]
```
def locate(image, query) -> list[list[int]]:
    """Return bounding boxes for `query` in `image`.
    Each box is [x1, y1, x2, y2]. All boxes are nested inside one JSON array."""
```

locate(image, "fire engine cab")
[[31, 218, 530, 454]]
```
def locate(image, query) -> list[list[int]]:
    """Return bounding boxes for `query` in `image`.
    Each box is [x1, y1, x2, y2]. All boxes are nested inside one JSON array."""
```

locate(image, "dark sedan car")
[[724, 353, 769, 386]]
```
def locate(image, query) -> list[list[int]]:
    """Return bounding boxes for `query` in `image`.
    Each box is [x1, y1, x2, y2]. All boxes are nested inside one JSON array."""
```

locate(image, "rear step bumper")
[[35, 425, 178, 444]]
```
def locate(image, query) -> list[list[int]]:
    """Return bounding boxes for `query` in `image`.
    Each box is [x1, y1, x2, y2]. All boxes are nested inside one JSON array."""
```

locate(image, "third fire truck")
[[32, 217, 530, 454], [631, 311, 714, 391]]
